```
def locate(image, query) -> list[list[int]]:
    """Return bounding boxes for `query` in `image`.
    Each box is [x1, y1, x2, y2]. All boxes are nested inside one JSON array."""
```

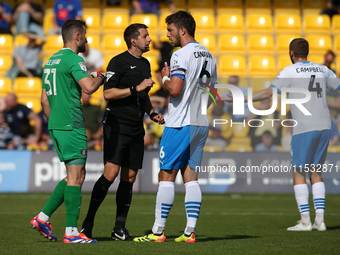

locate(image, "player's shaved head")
[[289, 38, 309, 58], [166, 10, 196, 37], [61, 19, 86, 43]]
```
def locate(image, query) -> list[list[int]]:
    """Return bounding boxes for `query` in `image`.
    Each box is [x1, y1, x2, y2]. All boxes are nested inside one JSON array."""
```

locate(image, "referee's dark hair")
[[124, 23, 148, 48], [289, 38, 309, 58], [166, 10, 196, 37], [62, 19, 86, 43]]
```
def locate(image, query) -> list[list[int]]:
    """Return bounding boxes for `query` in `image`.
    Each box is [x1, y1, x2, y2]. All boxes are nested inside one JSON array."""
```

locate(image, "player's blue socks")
[[294, 184, 310, 225], [152, 181, 174, 234], [312, 182, 325, 225], [184, 181, 202, 235]]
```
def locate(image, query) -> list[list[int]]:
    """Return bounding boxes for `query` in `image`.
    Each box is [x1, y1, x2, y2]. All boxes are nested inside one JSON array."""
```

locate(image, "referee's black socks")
[[84, 174, 113, 223], [115, 180, 133, 229]]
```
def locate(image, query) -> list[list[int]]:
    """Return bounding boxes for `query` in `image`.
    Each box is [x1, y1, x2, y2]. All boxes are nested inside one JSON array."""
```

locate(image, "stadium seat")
[[332, 15, 340, 35], [89, 88, 103, 106], [149, 72, 161, 95], [143, 52, 160, 72], [230, 136, 251, 144], [225, 142, 253, 152], [102, 34, 126, 54], [245, 0, 271, 13], [103, 0, 129, 9], [333, 34, 340, 54], [277, 55, 292, 73], [130, 14, 158, 33], [276, 34, 301, 55], [217, 13, 244, 33], [218, 34, 245, 55], [102, 11, 129, 33], [0, 54, 12, 76], [192, 13, 216, 33], [249, 77, 273, 93], [303, 14, 331, 34], [245, 13, 273, 34], [273, 0, 300, 14], [83, 9, 101, 34], [306, 34, 333, 55], [204, 145, 223, 152], [43, 35, 63, 53], [248, 55, 276, 78], [274, 13, 302, 34], [195, 34, 216, 56], [103, 53, 122, 69], [216, 0, 243, 14], [159, 0, 185, 12], [17, 96, 42, 113], [81, 0, 100, 8], [86, 33, 100, 50], [247, 34, 274, 55], [232, 124, 250, 138], [188, 0, 214, 13], [14, 34, 29, 48], [308, 54, 325, 65], [0, 34, 13, 54], [302, 0, 327, 11], [0, 77, 12, 96], [43, 9, 54, 35], [45, 0, 54, 9], [13, 77, 42, 97], [42, 52, 54, 67], [159, 11, 171, 35], [328, 145, 340, 153], [219, 55, 247, 78]]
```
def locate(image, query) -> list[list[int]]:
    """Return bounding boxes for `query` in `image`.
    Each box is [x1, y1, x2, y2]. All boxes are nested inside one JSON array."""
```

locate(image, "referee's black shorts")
[[103, 117, 145, 169]]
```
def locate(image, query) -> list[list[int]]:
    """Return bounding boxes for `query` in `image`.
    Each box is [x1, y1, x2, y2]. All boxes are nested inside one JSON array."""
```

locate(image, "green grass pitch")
[[0, 193, 339, 255]]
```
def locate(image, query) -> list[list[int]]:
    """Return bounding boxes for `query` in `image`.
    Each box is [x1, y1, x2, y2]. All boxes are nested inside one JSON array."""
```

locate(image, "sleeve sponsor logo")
[[78, 62, 87, 72]]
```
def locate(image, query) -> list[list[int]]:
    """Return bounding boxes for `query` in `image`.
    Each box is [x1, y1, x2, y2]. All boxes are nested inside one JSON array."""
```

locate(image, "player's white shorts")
[[159, 126, 209, 170], [290, 130, 330, 168]]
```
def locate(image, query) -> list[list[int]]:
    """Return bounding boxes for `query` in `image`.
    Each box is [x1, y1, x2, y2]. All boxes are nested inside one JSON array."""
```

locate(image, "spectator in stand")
[[323, 50, 336, 73], [12, 0, 44, 36], [320, 0, 340, 19], [254, 130, 278, 152], [81, 92, 103, 150], [51, 0, 83, 35], [281, 111, 294, 152], [0, 111, 13, 149], [131, 0, 176, 15], [0, 0, 12, 34], [38, 109, 54, 150], [79, 43, 104, 73], [106, 0, 124, 6], [8, 32, 45, 79], [12, 124, 31, 150], [205, 123, 227, 150], [329, 112, 340, 146], [3, 93, 42, 148]]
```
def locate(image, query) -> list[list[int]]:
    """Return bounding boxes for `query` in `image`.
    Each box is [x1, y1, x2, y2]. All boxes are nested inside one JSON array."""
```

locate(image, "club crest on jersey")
[[78, 62, 87, 72], [80, 148, 87, 157]]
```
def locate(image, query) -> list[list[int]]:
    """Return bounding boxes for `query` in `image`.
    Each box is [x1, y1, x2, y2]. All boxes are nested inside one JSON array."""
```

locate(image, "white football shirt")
[[166, 42, 217, 128], [271, 61, 340, 135]]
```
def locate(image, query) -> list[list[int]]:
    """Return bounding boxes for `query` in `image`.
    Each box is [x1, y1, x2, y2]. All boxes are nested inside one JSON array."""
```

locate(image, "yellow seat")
[[143, 52, 160, 72], [17, 96, 42, 113], [274, 13, 301, 34], [103, 53, 122, 69], [43, 9, 54, 35], [218, 34, 245, 55], [148, 72, 161, 95], [308, 54, 325, 65], [230, 136, 251, 144], [233, 125, 250, 138], [102, 34, 126, 53], [333, 34, 340, 54], [276, 34, 301, 55], [303, 14, 331, 34], [45, 0, 54, 9], [219, 54, 247, 78], [82, 0, 100, 8], [332, 14, 340, 35], [130, 14, 158, 33], [43, 35, 63, 53], [247, 34, 274, 55], [102, 11, 129, 33], [83, 9, 101, 34], [217, 13, 244, 33], [188, 0, 214, 10], [14, 34, 29, 48], [0, 77, 12, 96], [248, 55, 276, 78], [0, 54, 12, 76], [216, 0, 243, 14], [225, 142, 253, 152], [42, 52, 55, 67], [0, 34, 13, 54], [13, 77, 42, 97], [274, 0, 300, 14], [302, 0, 327, 11], [195, 34, 216, 55], [103, 0, 130, 9], [328, 145, 340, 153], [277, 55, 292, 73], [245, 13, 273, 34], [249, 77, 273, 93], [306, 34, 332, 55], [245, 0, 271, 13], [192, 13, 215, 34], [89, 88, 103, 106], [86, 33, 100, 50], [204, 145, 223, 152], [159, 11, 171, 35]]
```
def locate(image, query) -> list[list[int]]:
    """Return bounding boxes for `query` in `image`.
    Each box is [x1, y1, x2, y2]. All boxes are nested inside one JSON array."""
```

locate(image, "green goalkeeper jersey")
[[42, 48, 90, 130]]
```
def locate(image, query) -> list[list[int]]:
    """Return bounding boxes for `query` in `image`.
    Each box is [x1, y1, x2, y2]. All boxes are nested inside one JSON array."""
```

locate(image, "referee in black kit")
[[81, 23, 165, 241]]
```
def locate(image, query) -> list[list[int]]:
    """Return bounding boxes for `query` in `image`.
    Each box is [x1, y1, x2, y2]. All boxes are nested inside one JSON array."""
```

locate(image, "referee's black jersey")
[[104, 50, 151, 126]]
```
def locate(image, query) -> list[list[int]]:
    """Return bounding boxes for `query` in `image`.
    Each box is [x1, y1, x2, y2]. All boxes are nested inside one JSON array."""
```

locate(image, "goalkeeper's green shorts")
[[50, 128, 87, 165]]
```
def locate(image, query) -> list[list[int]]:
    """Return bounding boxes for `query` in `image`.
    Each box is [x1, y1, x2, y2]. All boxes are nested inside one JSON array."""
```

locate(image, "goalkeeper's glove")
[[90, 71, 106, 83]]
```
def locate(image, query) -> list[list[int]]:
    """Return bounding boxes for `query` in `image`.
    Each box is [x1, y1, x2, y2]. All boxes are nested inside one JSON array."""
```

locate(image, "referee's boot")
[[111, 226, 133, 241], [80, 221, 94, 239]]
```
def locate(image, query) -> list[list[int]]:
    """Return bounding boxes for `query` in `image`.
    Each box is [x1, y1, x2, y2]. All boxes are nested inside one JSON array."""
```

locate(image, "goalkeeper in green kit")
[[30, 19, 105, 244]]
